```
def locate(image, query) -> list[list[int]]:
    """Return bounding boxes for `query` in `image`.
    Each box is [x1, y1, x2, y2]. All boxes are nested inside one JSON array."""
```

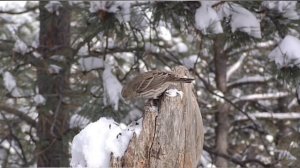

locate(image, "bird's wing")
[[136, 76, 154, 93], [136, 71, 171, 93]]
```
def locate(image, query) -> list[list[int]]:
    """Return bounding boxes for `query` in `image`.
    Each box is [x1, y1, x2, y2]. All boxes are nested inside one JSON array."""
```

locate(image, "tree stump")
[[111, 66, 204, 168]]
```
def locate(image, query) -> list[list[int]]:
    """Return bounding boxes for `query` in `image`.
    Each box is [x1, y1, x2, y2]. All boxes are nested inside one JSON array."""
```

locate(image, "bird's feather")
[[136, 76, 154, 93]]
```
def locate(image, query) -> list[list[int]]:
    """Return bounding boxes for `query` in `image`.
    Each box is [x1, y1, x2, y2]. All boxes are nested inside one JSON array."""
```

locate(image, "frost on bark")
[[111, 66, 204, 168]]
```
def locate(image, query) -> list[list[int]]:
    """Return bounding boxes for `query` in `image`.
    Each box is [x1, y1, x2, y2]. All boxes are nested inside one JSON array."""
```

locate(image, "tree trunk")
[[213, 35, 229, 168], [36, 1, 71, 167], [111, 66, 204, 168]]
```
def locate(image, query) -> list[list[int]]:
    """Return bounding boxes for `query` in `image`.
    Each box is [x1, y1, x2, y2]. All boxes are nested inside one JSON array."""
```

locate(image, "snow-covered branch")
[[226, 54, 247, 81], [228, 75, 271, 88], [236, 112, 300, 121], [0, 104, 36, 127], [0, 5, 38, 14], [233, 92, 290, 103]]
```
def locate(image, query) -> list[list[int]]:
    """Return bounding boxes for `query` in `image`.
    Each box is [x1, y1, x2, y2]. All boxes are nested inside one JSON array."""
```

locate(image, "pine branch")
[[0, 104, 36, 127], [235, 112, 300, 121], [233, 92, 290, 103]]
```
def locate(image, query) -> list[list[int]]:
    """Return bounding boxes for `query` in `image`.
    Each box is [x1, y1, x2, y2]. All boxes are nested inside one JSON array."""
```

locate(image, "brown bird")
[[121, 70, 194, 102]]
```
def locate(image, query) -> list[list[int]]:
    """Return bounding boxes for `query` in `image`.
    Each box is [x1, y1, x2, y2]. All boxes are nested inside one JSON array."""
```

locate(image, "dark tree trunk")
[[36, 1, 71, 167], [213, 35, 229, 168], [111, 66, 204, 168]]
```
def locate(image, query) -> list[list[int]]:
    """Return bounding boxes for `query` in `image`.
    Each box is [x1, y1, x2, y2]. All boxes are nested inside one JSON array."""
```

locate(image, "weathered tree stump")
[[111, 66, 204, 168]]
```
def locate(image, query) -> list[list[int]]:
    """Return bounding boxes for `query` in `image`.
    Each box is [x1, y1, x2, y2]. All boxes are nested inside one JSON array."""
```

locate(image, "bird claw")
[[165, 89, 183, 99]]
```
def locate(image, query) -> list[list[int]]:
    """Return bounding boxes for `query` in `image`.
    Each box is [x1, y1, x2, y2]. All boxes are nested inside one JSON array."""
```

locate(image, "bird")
[[121, 70, 194, 102]]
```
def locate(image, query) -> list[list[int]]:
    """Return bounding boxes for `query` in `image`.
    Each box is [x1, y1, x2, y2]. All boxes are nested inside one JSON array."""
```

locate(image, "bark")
[[213, 34, 229, 168], [36, 1, 71, 167], [111, 66, 204, 168]]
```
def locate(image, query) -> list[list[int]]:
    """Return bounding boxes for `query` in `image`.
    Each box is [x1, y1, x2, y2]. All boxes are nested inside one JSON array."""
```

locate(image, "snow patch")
[[48, 64, 62, 74], [158, 26, 172, 42], [70, 114, 90, 129], [228, 75, 271, 86], [229, 4, 261, 38], [262, 1, 299, 20], [215, 2, 262, 38], [121, 108, 143, 124], [89, 1, 132, 23], [70, 117, 143, 168], [174, 42, 188, 53], [130, 7, 149, 30], [181, 55, 199, 69], [3, 71, 23, 97], [44, 1, 62, 16], [265, 134, 274, 143], [33, 94, 46, 105], [78, 57, 104, 71], [50, 55, 66, 62], [195, 3, 223, 34], [13, 39, 29, 55], [102, 64, 123, 111], [166, 88, 183, 99], [145, 42, 160, 53]]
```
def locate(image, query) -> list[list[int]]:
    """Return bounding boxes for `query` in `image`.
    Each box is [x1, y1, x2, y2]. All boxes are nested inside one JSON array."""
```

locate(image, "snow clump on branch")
[[195, 1, 262, 38], [102, 63, 123, 111], [262, 1, 299, 20], [3, 71, 23, 97], [89, 1, 132, 23], [268, 35, 300, 69], [44, 1, 63, 16]]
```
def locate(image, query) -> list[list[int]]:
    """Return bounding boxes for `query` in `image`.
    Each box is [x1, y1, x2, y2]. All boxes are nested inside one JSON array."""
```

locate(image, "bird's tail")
[[173, 77, 194, 83]]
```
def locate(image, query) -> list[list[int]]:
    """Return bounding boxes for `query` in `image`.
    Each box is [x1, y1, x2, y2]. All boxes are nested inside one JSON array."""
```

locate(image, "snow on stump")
[[111, 66, 204, 168]]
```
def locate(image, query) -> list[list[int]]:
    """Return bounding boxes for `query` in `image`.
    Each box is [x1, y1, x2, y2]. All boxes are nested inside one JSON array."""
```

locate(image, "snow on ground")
[[70, 117, 143, 168], [102, 64, 123, 111], [195, 3, 223, 34], [262, 1, 299, 20], [268, 35, 300, 68], [78, 57, 104, 71]]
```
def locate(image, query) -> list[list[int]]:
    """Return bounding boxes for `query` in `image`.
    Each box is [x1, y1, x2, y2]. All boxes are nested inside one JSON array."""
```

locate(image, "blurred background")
[[0, 1, 299, 167]]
